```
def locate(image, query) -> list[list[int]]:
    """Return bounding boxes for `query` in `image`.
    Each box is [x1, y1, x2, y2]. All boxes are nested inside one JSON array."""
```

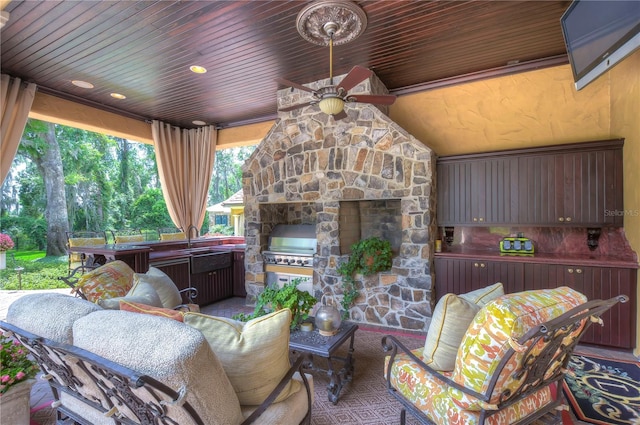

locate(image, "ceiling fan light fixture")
[[319, 97, 344, 115], [190, 65, 207, 74]]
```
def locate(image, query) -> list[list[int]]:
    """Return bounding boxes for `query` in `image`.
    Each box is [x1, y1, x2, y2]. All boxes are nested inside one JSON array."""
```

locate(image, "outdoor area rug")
[[562, 354, 640, 425]]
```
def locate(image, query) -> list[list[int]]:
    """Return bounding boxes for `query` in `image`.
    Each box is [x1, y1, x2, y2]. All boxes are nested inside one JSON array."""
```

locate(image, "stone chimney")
[[241, 72, 437, 331]]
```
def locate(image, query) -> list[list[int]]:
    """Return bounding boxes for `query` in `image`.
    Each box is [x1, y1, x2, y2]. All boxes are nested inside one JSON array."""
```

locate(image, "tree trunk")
[[41, 123, 69, 256]]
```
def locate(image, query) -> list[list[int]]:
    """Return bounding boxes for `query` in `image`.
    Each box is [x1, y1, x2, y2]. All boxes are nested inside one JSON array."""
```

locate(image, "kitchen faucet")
[[187, 225, 199, 248]]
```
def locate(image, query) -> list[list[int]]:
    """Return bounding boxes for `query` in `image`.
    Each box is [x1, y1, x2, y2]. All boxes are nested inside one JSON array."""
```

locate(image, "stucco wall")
[[392, 51, 640, 354], [610, 50, 640, 356]]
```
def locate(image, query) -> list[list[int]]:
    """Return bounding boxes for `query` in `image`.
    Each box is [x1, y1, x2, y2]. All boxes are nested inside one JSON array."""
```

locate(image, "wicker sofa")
[[1, 293, 313, 425]]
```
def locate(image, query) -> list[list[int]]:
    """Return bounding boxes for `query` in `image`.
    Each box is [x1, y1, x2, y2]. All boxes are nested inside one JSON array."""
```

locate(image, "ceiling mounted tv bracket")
[[296, 0, 367, 46]]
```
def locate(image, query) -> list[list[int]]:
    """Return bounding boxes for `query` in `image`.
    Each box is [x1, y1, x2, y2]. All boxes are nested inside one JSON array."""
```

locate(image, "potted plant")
[[0, 333, 39, 425], [233, 278, 317, 330], [0, 233, 14, 270], [336, 236, 393, 318]]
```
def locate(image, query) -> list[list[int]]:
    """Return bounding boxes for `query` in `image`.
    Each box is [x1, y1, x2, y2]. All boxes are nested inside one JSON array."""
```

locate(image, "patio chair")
[[110, 228, 144, 244], [66, 231, 106, 275], [382, 287, 627, 425], [158, 226, 186, 241]]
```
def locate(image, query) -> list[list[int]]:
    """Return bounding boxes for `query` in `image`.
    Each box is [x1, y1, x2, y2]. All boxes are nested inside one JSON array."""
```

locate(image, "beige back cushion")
[[114, 234, 145, 243], [423, 282, 504, 371], [160, 232, 186, 241], [130, 267, 182, 308], [183, 309, 299, 405]]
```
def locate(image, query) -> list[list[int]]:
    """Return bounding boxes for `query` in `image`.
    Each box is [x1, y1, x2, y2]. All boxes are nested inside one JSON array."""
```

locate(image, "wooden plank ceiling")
[[0, 0, 571, 129]]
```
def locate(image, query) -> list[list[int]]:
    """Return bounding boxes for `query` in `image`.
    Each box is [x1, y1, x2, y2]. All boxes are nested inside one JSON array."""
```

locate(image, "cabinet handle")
[[566, 217, 572, 222], [576, 268, 582, 274], [473, 217, 478, 222], [567, 268, 574, 274], [480, 263, 486, 268], [474, 262, 479, 268], [479, 217, 484, 222], [558, 217, 565, 222]]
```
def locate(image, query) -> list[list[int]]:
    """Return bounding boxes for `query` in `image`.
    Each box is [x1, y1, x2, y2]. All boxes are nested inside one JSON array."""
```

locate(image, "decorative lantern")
[[315, 295, 342, 336]]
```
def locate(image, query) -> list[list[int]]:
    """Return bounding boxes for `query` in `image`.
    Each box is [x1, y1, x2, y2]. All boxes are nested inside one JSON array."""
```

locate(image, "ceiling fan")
[[277, 21, 396, 120]]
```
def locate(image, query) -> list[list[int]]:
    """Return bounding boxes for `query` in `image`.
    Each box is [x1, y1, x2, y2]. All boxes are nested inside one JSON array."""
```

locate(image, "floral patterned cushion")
[[386, 349, 553, 425], [75, 260, 135, 303], [450, 286, 587, 410]]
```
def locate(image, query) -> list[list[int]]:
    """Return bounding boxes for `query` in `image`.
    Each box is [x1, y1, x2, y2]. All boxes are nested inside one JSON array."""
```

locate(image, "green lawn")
[[0, 251, 69, 290]]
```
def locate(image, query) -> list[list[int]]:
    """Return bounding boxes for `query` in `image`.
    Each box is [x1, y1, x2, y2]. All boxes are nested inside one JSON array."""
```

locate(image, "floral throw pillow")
[[75, 260, 135, 303]]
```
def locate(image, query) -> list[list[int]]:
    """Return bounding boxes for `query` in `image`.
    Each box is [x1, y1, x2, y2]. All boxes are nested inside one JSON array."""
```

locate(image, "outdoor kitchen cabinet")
[[233, 250, 247, 297], [147, 258, 191, 293], [434, 255, 637, 349], [436, 139, 624, 227], [434, 257, 524, 297], [521, 262, 636, 349], [190, 251, 233, 306]]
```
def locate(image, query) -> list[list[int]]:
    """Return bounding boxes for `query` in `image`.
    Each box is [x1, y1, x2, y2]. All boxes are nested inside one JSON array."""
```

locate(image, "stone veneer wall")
[[241, 73, 437, 331]]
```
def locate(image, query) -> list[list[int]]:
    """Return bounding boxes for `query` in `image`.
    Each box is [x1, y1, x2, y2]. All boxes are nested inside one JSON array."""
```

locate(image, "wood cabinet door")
[[437, 158, 518, 225], [434, 257, 524, 300], [437, 161, 473, 225], [191, 267, 234, 306], [523, 263, 636, 348]]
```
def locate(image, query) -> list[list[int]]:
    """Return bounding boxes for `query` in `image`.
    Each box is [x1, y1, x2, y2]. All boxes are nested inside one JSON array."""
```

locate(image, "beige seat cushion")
[[98, 281, 163, 310], [73, 310, 244, 425], [423, 282, 504, 371], [183, 309, 298, 406], [130, 267, 182, 308]]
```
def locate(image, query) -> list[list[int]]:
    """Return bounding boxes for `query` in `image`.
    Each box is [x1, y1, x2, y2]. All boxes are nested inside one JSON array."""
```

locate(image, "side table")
[[289, 321, 358, 404]]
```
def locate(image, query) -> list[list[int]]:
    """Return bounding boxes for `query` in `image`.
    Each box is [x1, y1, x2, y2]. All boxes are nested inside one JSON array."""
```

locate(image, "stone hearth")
[[241, 72, 436, 331]]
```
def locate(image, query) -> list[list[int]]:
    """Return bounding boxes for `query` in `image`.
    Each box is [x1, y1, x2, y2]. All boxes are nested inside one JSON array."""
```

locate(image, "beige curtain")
[[1, 74, 37, 185], [152, 120, 217, 232]]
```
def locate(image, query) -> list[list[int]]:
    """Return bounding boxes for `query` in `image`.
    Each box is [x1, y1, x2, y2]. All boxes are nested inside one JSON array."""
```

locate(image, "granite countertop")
[[435, 247, 639, 268]]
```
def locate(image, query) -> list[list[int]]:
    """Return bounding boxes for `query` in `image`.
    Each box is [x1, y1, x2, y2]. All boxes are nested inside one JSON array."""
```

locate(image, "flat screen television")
[[561, 0, 640, 90]]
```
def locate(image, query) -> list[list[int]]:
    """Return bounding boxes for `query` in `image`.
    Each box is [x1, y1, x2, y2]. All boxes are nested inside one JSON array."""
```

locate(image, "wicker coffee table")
[[289, 321, 358, 404]]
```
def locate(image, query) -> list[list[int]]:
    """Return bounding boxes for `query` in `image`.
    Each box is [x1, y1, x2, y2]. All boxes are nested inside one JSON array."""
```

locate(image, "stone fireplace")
[[241, 72, 437, 331]]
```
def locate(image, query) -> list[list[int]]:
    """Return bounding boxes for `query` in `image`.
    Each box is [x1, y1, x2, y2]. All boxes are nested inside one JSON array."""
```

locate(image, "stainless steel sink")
[[190, 251, 231, 274]]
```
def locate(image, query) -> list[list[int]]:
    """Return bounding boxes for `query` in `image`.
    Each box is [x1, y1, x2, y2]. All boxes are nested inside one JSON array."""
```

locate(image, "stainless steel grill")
[[262, 224, 316, 268], [263, 224, 316, 294]]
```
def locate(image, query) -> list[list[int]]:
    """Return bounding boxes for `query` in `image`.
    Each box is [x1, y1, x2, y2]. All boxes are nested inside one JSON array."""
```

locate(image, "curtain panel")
[[152, 120, 217, 232], [1, 74, 37, 185]]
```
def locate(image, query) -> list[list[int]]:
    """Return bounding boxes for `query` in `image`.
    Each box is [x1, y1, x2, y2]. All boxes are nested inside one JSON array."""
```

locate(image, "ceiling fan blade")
[[337, 66, 373, 92], [275, 78, 317, 94], [333, 110, 348, 120], [278, 101, 316, 112], [348, 94, 397, 105]]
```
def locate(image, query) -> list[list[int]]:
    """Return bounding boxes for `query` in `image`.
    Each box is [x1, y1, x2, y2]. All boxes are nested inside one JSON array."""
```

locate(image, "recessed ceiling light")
[[190, 65, 207, 74], [110, 93, 126, 99], [72, 80, 94, 89], [192, 120, 207, 126]]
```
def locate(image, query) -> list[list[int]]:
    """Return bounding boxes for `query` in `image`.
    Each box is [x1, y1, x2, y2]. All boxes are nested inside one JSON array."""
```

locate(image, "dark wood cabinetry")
[[150, 258, 191, 292], [437, 139, 624, 226], [434, 256, 637, 349], [190, 252, 233, 306], [233, 251, 246, 297]]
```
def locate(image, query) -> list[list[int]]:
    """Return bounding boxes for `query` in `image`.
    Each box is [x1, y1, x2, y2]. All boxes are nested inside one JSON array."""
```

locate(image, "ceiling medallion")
[[296, 0, 367, 46]]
